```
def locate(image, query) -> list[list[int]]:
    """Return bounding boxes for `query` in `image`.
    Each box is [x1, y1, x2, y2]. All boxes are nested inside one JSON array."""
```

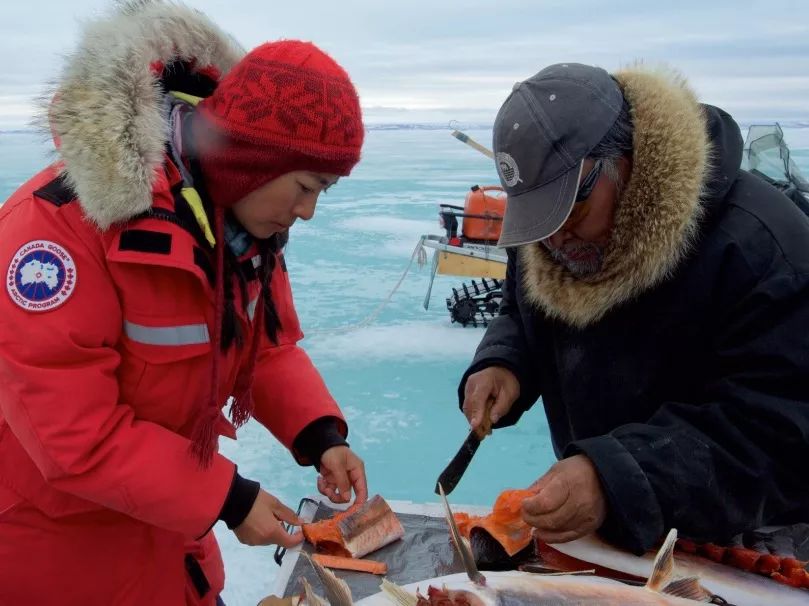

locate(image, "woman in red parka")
[[0, 2, 367, 604]]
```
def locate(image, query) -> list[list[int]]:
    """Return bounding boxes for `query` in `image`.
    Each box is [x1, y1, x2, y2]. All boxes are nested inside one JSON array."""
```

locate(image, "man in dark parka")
[[459, 63, 809, 554]]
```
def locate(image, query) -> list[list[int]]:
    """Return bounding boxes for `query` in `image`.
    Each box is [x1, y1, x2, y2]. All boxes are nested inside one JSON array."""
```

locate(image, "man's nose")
[[544, 229, 570, 250]]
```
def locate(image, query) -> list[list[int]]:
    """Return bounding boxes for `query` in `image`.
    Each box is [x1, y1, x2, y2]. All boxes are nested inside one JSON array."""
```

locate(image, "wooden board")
[[436, 252, 506, 279]]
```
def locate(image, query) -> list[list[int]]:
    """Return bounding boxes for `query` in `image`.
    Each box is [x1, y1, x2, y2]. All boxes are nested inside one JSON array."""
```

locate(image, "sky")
[[0, 0, 808, 129]]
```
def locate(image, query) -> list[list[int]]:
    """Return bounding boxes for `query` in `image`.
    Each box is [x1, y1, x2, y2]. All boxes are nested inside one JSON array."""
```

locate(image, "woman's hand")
[[233, 489, 304, 547], [317, 446, 368, 505]]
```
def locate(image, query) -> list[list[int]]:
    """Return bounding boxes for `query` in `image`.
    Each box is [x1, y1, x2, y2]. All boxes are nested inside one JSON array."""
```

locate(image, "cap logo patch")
[[6, 240, 77, 312], [496, 152, 522, 187]]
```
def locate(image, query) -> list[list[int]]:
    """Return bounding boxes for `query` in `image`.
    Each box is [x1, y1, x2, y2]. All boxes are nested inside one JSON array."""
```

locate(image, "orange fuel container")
[[462, 185, 507, 241]]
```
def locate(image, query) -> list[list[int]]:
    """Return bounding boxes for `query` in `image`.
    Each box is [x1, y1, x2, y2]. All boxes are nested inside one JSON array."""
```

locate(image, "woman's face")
[[231, 170, 339, 239]]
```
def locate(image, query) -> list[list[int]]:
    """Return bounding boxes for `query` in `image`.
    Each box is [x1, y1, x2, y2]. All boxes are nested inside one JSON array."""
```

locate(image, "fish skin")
[[549, 534, 809, 606], [303, 495, 405, 559], [362, 570, 704, 605], [339, 495, 405, 558]]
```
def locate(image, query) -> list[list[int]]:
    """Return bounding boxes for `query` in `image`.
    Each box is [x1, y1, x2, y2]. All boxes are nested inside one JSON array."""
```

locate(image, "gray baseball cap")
[[493, 63, 624, 247]]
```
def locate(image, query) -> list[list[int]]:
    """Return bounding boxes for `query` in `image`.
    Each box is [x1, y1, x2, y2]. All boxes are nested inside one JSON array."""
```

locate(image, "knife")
[[434, 430, 482, 495]]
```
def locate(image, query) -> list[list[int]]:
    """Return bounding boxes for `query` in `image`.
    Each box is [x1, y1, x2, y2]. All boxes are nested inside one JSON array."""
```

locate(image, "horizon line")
[[4, 119, 809, 134]]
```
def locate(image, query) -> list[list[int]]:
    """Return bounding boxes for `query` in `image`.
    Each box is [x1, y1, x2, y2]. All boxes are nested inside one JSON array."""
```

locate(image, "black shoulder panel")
[[33, 175, 76, 207]]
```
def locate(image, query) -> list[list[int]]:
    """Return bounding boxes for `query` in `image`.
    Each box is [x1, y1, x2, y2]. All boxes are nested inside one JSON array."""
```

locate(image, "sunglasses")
[[556, 159, 603, 231], [575, 159, 603, 203]]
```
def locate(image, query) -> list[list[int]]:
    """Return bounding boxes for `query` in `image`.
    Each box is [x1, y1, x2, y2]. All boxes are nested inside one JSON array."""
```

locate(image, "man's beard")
[[548, 241, 605, 278]]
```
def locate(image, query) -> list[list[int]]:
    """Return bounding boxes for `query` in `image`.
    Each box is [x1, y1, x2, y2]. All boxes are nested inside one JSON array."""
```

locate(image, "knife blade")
[[435, 430, 482, 495]]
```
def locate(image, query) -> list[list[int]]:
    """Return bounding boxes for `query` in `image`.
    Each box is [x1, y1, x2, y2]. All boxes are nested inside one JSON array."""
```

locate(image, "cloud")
[[2, 0, 808, 127], [0, 96, 39, 130]]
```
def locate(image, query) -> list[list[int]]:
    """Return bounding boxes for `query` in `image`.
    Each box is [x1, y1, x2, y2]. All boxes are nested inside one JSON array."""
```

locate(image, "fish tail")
[[646, 529, 678, 592], [380, 579, 418, 606], [301, 577, 327, 606], [304, 552, 354, 606], [438, 483, 486, 586]]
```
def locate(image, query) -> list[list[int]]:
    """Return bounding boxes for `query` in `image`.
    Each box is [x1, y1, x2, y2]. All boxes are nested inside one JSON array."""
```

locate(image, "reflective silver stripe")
[[247, 297, 259, 321], [124, 321, 210, 346]]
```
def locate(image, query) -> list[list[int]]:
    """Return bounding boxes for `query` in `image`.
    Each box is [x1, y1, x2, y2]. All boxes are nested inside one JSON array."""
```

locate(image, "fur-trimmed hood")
[[42, 0, 244, 229], [519, 66, 742, 328]]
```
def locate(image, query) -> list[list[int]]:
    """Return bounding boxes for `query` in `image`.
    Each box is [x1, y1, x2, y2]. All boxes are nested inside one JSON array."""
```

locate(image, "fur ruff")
[[519, 66, 710, 327], [41, 0, 244, 229]]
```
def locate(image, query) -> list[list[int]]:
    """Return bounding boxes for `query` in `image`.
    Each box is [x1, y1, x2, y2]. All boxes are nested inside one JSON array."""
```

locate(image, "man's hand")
[[462, 366, 520, 438], [521, 455, 607, 543], [233, 489, 303, 548], [318, 446, 368, 505]]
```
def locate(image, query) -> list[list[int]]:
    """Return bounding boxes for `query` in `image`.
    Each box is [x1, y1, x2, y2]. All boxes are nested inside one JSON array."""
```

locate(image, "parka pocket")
[[117, 312, 213, 430]]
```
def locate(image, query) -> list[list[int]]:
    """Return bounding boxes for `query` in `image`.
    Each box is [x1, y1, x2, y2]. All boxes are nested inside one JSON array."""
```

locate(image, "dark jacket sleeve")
[[569, 259, 809, 554], [292, 417, 349, 470], [458, 248, 541, 428], [217, 469, 261, 529]]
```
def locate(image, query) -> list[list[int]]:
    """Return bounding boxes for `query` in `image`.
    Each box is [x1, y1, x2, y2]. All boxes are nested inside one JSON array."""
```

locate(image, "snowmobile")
[[420, 184, 507, 328]]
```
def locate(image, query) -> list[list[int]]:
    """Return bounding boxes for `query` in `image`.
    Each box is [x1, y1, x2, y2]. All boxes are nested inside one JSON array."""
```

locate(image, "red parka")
[[0, 149, 346, 603], [0, 4, 353, 602]]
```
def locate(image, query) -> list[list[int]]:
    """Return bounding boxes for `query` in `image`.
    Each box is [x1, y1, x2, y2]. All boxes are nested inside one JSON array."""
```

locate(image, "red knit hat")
[[187, 40, 364, 465], [192, 39, 364, 208]]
